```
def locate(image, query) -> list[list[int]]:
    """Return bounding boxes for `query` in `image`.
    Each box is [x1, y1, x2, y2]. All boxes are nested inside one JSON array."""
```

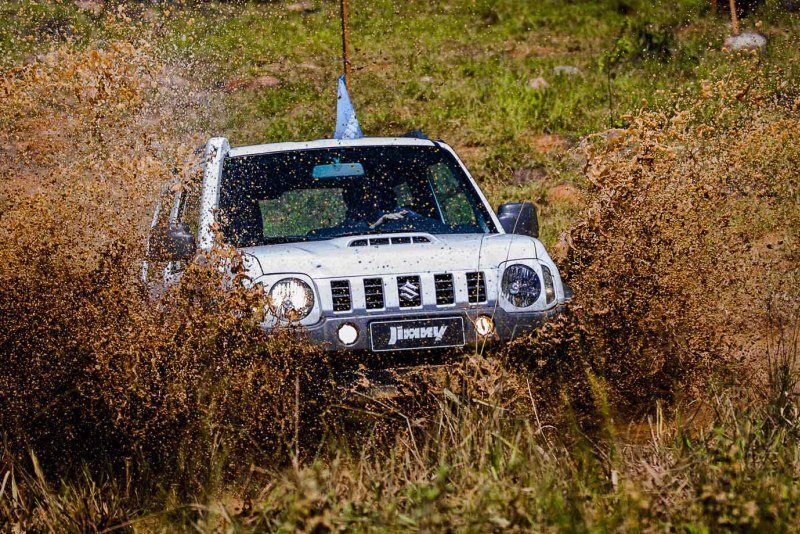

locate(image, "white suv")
[[147, 134, 570, 353]]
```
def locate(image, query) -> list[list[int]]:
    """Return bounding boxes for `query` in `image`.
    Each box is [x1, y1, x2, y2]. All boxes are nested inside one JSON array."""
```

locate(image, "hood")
[[240, 232, 540, 280]]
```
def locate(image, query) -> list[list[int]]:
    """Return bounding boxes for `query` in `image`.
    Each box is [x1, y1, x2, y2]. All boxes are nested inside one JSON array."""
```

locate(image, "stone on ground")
[[724, 32, 767, 51], [527, 77, 549, 91], [286, 2, 317, 14], [552, 65, 580, 76]]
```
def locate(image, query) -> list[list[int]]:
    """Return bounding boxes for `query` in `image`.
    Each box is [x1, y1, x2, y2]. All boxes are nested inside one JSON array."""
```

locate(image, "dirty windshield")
[[218, 145, 496, 246]]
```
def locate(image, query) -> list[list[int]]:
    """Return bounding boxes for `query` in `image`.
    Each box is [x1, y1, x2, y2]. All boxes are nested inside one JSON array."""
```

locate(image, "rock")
[[724, 32, 767, 51], [419, 76, 435, 83], [286, 2, 317, 14], [552, 65, 580, 76], [546, 184, 582, 206], [527, 77, 549, 91], [511, 166, 547, 186]]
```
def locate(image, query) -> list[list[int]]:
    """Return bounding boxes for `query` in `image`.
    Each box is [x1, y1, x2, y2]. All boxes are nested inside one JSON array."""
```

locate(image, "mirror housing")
[[148, 222, 196, 262], [497, 202, 539, 238]]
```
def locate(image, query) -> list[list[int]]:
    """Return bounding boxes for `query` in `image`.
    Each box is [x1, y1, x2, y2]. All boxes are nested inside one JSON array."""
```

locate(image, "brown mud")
[[0, 39, 798, 494]]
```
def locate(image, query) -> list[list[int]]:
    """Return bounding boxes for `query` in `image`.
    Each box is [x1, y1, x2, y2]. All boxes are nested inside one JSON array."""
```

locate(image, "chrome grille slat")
[[364, 278, 385, 309], [330, 280, 352, 312], [434, 273, 455, 305], [466, 272, 487, 303]]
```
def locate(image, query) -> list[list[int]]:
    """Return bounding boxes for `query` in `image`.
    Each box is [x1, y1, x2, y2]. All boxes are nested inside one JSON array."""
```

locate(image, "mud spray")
[[505, 58, 800, 416], [0, 36, 798, 497]]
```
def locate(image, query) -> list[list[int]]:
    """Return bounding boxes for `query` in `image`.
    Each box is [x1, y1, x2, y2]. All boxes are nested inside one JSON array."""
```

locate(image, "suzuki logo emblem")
[[399, 280, 419, 302]]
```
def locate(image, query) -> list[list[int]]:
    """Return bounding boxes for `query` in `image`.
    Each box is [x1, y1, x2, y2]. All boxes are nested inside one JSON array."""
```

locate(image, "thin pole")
[[729, 0, 740, 36], [340, 0, 352, 88]]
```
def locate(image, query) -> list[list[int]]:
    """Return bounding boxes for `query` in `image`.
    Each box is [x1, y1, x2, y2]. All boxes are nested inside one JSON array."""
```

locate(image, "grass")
[[4, 344, 800, 531], [2, 0, 799, 249]]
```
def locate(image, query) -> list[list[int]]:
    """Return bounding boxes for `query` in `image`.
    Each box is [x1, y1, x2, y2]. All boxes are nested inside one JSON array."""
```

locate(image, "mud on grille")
[[363, 278, 385, 309], [434, 273, 455, 305], [330, 280, 351, 312], [466, 271, 487, 303]]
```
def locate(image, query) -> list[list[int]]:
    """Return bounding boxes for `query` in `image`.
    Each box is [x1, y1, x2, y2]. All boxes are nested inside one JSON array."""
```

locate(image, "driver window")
[[393, 182, 414, 209], [180, 184, 202, 236], [427, 162, 479, 228], [259, 188, 347, 240]]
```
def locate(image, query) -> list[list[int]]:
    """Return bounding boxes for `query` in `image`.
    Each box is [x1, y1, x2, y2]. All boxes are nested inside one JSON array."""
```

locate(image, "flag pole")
[[340, 0, 352, 88], [729, 0, 740, 36]]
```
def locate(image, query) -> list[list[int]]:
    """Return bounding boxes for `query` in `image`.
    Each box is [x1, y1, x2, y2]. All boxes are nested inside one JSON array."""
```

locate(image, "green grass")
[[5, 356, 800, 531], [2, 0, 798, 250]]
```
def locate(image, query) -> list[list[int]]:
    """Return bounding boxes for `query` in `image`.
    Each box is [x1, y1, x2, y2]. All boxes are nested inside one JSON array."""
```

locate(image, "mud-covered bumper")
[[291, 304, 566, 352]]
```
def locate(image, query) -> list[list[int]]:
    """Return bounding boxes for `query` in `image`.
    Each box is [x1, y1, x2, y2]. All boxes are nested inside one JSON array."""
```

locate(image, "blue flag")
[[333, 75, 363, 140]]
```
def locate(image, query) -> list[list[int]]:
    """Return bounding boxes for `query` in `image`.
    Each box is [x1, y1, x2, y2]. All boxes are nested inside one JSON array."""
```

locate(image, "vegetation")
[[0, 0, 798, 531]]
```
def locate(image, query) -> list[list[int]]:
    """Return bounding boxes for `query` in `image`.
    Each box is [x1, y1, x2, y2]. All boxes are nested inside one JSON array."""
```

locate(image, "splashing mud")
[[506, 58, 799, 414], [0, 42, 328, 486], [0, 37, 797, 500]]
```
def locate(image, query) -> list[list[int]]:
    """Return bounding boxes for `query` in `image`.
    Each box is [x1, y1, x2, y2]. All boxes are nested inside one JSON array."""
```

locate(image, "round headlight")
[[501, 264, 541, 308], [268, 278, 315, 322]]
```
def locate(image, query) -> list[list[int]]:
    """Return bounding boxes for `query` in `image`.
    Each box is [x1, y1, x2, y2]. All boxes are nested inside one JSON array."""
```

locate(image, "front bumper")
[[291, 304, 566, 353]]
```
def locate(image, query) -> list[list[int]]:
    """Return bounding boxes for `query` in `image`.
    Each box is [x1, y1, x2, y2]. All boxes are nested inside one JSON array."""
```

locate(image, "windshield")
[[218, 145, 496, 246]]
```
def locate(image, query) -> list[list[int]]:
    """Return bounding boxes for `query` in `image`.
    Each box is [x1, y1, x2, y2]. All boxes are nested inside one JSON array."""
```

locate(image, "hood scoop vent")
[[349, 235, 431, 247]]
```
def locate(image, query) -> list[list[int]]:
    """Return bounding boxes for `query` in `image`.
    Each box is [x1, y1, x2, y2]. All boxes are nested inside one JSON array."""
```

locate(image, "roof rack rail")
[[400, 130, 429, 140]]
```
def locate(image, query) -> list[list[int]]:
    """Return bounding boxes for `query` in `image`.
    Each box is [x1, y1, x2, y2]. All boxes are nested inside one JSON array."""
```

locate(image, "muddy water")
[[0, 39, 798, 481], [512, 59, 800, 413], [0, 42, 327, 483]]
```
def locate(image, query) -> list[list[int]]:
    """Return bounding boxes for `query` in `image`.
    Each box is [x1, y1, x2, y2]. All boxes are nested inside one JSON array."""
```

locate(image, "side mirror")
[[497, 202, 539, 238], [148, 221, 196, 262]]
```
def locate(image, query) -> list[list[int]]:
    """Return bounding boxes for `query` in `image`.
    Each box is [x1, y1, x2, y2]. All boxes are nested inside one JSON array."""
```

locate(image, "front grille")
[[397, 275, 422, 307], [434, 273, 455, 305], [330, 280, 351, 312], [364, 278, 385, 309], [467, 271, 487, 303]]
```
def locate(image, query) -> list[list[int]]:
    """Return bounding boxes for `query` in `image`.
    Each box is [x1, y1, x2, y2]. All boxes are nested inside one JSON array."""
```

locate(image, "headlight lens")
[[268, 278, 315, 322], [501, 264, 541, 308]]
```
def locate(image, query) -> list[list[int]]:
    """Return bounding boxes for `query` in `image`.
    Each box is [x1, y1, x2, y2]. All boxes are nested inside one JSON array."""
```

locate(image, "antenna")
[[340, 0, 352, 88], [728, 0, 740, 36]]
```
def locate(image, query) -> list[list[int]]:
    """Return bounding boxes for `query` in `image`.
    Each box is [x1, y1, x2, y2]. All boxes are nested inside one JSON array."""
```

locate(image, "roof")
[[227, 137, 438, 158]]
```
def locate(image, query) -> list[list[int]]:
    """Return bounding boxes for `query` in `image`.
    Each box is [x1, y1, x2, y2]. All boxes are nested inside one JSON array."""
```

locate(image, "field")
[[1, 0, 799, 531]]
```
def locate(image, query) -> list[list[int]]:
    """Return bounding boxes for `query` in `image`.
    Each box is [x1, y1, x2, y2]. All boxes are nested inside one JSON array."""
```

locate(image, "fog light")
[[337, 323, 359, 345], [475, 315, 495, 337]]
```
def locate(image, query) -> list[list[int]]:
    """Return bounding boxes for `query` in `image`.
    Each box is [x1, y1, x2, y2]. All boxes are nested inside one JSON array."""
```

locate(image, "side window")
[[259, 188, 347, 239], [428, 162, 479, 228], [181, 184, 202, 236]]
